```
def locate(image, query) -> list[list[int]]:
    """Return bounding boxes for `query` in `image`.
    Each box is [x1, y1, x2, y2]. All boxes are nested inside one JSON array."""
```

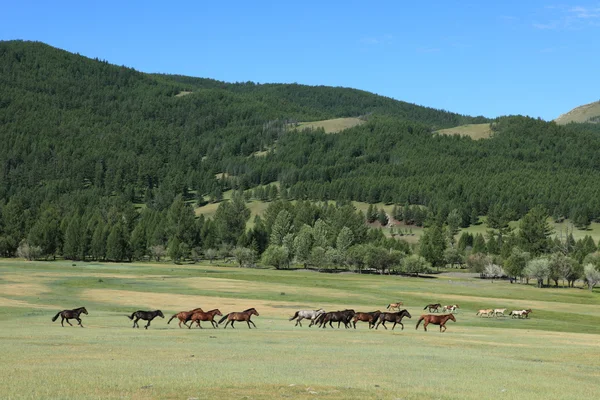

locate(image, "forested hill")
[[4, 40, 600, 262]]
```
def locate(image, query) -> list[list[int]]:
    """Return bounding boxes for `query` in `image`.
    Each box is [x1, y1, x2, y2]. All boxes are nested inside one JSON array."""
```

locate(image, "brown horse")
[[415, 313, 456, 332], [424, 303, 442, 313], [52, 307, 88, 327], [189, 309, 223, 329], [352, 310, 382, 329], [218, 308, 259, 329], [375, 309, 412, 330], [167, 307, 204, 328]]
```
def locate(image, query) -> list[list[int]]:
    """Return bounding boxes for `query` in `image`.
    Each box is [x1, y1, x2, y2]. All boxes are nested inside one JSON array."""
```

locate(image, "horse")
[[289, 308, 325, 327], [510, 309, 532, 319], [493, 308, 507, 317], [386, 302, 403, 311], [127, 310, 164, 329], [189, 309, 222, 329], [218, 308, 259, 329], [424, 303, 442, 313], [352, 310, 382, 329], [375, 309, 412, 330], [415, 313, 456, 332], [476, 309, 494, 317], [316, 309, 355, 329], [167, 307, 204, 328], [52, 307, 88, 327], [523, 309, 532, 318], [443, 304, 459, 313]]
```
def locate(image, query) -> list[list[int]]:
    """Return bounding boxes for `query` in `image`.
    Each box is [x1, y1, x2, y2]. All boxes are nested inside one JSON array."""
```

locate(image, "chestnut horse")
[[375, 309, 412, 330], [416, 313, 456, 332], [52, 307, 88, 327], [167, 307, 204, 328], [218, 308, 259, 329], [424, 303, 442, 312], [189, 309, 223, 329], [127, 310, 164, 329], [352, 310, 382, 329]]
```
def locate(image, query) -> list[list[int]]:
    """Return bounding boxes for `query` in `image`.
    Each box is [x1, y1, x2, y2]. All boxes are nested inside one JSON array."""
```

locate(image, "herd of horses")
[[51, 302, 531, 333], [476, 308, 533, 318]]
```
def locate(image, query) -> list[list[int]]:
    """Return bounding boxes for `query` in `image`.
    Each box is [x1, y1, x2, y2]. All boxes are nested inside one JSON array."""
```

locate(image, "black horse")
[[316, 309, 355, 329], [52, 307, 88, 327], [127, 310, 164, 329], [375, 309, 412, 330]]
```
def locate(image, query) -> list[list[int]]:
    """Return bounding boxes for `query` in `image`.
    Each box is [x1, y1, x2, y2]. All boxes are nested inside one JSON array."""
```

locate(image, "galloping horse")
[[289, 308, 325, 327], [476, 309, 494, 317], [386, 302, 403, 311], [416, 313, 456, 332], [523, 309, 532, 318], [493, 308, 507, 317], [167, 307, 204, 328], [52, 307, 88, 327], [218, 308, 259, 329], [189, 309, 222, 329], [316, 310, 355, 329], [352, 310, 382, 329], [375, 309, 412, 330], [510, 309, 532, 319], [424, 303, 442, 313], [443, 304, 459, 313], [127, 310, 164, 329]]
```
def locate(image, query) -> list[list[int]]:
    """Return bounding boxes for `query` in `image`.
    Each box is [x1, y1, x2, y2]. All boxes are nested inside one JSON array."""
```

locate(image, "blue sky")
[[2, 1, 599, 120]]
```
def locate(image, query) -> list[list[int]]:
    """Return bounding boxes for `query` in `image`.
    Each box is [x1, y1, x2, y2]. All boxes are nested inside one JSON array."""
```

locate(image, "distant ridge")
[[555, 100, 600, 125]]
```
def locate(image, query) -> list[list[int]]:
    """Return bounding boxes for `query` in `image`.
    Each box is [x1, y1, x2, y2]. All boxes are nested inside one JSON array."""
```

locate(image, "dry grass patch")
[[291, 117, 365, 133], [436, 123, 492, 139]]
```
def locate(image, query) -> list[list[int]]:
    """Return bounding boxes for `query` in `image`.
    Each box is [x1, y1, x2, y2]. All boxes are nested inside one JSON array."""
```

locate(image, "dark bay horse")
[[316, 309, 355, 329], [424, 303, 442, 313], [352, 311, 382, 329], [167, 307, 204, 328], [127, 310, 164, 329], [218, 308, 259, 329], [375, 309, 412, 330], [416, 313, 456, 332], [52, 307, 88, 327], [189, 309, 223, 329]]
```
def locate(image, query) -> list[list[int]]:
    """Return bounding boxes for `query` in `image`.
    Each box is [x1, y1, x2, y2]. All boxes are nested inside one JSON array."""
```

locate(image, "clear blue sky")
[[2, 1, 599, 120]]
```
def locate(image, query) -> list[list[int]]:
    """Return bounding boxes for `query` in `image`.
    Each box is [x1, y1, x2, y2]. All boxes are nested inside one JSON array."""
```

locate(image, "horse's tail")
[[51, 312, 61, 322], [218, 314, 230, 324], [387, 304, 391, 310], [415, 316, 425, 330], [167, 314, 177, 324], [289, 311, 299, 321], [126, 312, 136, 320], [423, 305, 428, 310]]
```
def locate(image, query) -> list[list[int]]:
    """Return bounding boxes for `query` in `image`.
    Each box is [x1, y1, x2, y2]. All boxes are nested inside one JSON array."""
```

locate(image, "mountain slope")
[[554, 100, 600, 124]]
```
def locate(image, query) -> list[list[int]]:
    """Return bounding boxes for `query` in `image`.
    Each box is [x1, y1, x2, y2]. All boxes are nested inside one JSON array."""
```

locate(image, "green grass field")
[[436, 123, 493, 140], [291, 117, 365, 134], [1, 259, 599, 399]]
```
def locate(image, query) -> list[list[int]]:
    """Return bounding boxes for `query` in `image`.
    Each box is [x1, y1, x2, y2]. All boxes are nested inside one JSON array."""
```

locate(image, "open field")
[[436, 123, 493, 140], [291, 117, 365, 133], [0, 260, 599, 399]]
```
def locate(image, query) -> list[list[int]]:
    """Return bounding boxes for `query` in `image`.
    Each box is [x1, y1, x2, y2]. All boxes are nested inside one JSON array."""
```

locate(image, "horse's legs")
[[399, 322, 404, 330], [77, 318, 84, 328], [178, 320, 183, 328], [197, 321, 203, 329], [249, 320, 257, 328], [381, 321, 387, 330], [231, 321, 235, 329], [423, 321, 428, 331], [66, 318, 73, 326], [392, 322, 397, 330], [145, 320, 151, 329], [61, 317, 65, 327]]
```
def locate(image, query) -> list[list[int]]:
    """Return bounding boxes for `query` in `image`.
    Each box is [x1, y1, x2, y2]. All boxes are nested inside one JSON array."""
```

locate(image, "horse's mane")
[[243, 308, 256, 312]]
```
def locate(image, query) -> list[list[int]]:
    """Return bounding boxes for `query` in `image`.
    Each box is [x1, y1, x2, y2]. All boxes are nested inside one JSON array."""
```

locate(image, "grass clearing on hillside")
[[291, 117, 365, 133], [555, 101, 600, 124], [436, 123, 493, 139], [0, 260, 599, 399]]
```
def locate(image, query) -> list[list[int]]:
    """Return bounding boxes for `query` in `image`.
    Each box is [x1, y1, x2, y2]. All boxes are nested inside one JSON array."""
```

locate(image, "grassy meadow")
[[1, 259, 599, 399], [435, 123, 493, 140]]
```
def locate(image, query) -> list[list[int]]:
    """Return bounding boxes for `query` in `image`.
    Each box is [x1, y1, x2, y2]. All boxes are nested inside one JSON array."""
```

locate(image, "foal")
[[127, 310, 164, 329], [52, 307, 88, 327]]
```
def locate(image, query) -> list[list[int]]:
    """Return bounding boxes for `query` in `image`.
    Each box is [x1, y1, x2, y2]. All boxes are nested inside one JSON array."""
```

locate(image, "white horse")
[[289, 308, 325, 327], [476, 309, 493, 317], [493, 308, 507, 317], [509, 310, 526, 319]]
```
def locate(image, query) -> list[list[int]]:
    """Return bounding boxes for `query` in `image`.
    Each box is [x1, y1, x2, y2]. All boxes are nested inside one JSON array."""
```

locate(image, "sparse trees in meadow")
[[525, 257, 551, 288], [583, 263, 600, 291]]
